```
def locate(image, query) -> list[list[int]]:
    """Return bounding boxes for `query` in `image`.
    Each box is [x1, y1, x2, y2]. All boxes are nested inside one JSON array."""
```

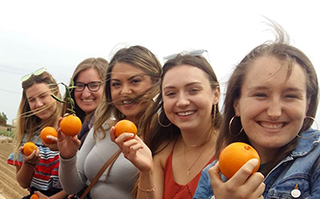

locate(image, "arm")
[[16, 147, 41, 188], [59, 128, 94, 194]]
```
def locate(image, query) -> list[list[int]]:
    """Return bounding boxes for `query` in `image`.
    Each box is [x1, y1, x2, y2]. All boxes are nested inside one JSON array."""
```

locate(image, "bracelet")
[[24, 160, 36, 167], [138, 183, 156, 192]]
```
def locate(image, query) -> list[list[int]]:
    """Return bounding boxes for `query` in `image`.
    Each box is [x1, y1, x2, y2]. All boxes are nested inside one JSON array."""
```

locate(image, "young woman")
[[7, 68, 68, 198], [193, 22, 320, 199], [62, 57, 108, 148], [57, 45, 162, 199], [111, 52, 222, 199]]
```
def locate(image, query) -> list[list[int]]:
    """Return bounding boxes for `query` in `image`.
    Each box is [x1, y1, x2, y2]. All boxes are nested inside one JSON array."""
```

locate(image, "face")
[[162, 65, 219, 134], [74, 68, 103, 115], [110, 62, 153, 123], [26, 83, 57, 120], [234, 56, 308, 156]]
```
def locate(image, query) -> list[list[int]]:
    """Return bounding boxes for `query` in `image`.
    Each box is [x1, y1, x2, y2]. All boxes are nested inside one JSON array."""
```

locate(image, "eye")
[[131, 78, 142, 84], [254, 92, 267, 98], [111, 82, 121, 87], [189, 88, 200, 94], [164, 91, 176, 97]]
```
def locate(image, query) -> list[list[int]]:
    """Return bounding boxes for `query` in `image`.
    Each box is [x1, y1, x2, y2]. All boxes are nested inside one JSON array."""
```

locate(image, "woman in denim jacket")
[[193, 21, 320, 199]]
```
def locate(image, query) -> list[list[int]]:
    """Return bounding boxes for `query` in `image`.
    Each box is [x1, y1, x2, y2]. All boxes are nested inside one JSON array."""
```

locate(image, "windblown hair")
[[215, 20, 319, 175], [14, 71, 62, 156], [93, 45, 162, 139]]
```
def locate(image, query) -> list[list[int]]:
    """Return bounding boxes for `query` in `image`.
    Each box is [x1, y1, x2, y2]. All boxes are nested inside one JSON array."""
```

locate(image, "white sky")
[[0, 0, 319, 127]]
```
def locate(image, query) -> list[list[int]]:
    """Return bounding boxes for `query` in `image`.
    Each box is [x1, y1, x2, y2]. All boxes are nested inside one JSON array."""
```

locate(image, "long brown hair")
[[215, 21, 319, 175]]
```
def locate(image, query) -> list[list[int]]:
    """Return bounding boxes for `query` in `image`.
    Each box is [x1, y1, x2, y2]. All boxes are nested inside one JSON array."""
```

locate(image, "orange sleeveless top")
[[163, 145, 214, 199]]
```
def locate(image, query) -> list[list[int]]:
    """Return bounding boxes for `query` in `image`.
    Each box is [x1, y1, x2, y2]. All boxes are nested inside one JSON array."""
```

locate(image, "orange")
[[23, 142, 38, 156], [114, 119, 137, 137], [40, 126, 57, 144], [219, 142, 260, 179], [30, 193, 39, 199], [60, 114, 82, 136]]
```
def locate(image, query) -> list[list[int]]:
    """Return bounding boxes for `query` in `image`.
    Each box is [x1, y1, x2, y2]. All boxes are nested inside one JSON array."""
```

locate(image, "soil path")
[[0, 138, 29, 199]]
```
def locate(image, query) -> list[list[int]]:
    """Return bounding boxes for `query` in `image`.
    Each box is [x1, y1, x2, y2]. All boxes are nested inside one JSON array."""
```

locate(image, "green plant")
[[51, 80, 76, 114]]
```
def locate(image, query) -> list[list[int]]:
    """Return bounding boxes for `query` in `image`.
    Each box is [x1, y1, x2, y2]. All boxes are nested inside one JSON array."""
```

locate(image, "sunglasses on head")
[[21, 67, 47, 82], [163, 49, 208, 63]]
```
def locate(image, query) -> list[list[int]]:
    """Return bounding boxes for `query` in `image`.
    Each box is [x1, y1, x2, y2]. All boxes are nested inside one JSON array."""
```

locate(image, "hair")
[[62, 57, 108, 122], [14, 71, 62, 156], [215, 21, 319, 175], [93, 45, 162, 139], [141, 54, 222, 154]]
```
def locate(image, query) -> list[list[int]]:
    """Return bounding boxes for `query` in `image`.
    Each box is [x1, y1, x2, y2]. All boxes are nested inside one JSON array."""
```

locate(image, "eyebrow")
[[27, 90, 51, 100], [163, 82, 202, 90], [111, 73, 146, 81]]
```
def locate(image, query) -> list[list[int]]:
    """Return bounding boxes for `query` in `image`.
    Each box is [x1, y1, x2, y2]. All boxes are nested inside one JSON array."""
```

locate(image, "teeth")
[[260, 122, 284, 129], [177, 111, 194, 116], [123, 100, 133, 104], [83, 99, 93, 102]]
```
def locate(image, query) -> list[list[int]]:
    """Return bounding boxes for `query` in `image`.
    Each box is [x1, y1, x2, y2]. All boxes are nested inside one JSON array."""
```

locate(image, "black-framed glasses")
[[75, 81, 103, 92], [163, 49, 208, 63], [21, 67, 47, 82]]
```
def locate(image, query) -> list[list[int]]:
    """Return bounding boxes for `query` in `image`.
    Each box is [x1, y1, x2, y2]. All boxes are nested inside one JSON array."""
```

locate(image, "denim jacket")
[[193, 128, 320, 199]]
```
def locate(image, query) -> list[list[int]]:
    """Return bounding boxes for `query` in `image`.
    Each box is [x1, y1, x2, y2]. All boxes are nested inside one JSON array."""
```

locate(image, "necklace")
[[183, 142, 207, 176]]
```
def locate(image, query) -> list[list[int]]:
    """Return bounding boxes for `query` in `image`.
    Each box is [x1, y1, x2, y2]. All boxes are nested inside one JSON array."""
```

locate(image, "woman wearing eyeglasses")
[[58, 45, 162, 199], [111, 52, 222, 199], [7, 68, 69, 198], [61, 57, 108, 149]]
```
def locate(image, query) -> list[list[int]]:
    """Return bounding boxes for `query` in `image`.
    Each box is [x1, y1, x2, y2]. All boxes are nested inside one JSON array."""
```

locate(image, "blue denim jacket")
[[193, 128, 320, 199]]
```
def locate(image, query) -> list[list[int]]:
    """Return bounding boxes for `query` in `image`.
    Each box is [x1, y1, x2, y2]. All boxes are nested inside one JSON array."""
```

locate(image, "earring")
[[158, 111, 171, 128], [229, 116, 243, 136], [213, 104, 216, 122], [297, 116, 319, 139]]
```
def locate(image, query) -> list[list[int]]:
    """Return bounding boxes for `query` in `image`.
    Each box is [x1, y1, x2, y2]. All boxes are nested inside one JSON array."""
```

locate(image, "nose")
[[267, 98, 282, 120], [34, 98, 44, 108], [176, 93, 190, 107], [81, 86, 92, 97], [120, 84, 132, 95]]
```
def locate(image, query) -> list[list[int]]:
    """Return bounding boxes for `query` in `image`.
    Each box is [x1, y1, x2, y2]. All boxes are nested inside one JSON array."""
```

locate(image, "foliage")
[[0, 112, 8, 126], [51, 80, 76, 114]]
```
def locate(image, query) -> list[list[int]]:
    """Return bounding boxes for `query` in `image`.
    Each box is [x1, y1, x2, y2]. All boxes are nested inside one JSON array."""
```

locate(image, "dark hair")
[[141, 54, 222, 154], [215, 21, 319, 175]]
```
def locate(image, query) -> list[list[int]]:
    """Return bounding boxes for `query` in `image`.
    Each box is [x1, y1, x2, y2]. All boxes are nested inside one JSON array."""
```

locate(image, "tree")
[[0, 112, 8, 126]]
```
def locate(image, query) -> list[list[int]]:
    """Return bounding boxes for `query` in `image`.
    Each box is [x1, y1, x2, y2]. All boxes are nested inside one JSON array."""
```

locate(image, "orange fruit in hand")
[[30, 193, 39, 199], [40, 126, 57, 144], [219, 142, 260, 179], [114, 120, 137, 137], [60, 114, 82, 136], [23, 142, 38, 156]]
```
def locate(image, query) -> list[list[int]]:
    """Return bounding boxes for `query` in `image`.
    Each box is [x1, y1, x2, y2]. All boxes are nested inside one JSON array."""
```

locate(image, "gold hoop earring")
[[229, 116, 243, 136], [297, 116, 319, 139], [213, 104, 216, 122], [158, 112, 171, 128]]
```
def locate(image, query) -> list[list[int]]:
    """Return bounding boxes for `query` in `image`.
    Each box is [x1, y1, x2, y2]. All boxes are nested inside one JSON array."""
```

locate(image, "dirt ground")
[[0, 138, 29, 199]]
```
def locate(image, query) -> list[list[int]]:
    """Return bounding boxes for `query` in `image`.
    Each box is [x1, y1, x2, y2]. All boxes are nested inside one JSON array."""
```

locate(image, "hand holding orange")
[[114, 119, 137, 137], [30, 193, 39, 199], [23, 142, 38, 156], [218, 142, 260, 179], [40, 126, 57, 144], [60, 114, 82, 136]]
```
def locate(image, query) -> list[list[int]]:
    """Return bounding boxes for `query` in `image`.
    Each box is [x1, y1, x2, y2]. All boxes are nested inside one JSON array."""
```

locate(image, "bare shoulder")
[[153, 140, 175, 169]]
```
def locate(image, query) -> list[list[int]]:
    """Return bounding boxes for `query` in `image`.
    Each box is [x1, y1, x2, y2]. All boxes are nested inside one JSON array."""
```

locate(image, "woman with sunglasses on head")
[[61, 57, 108, 149], [7, 68, 69, 198], [111, 52, 222, 199], [57, 45, 162, 199], [193, 21, 320, 199]]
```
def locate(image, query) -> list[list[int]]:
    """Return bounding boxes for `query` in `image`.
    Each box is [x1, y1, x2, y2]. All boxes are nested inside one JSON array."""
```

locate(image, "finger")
[[110, 126, 116, 141], [245, 173, 265, 197], [46, 135, 57, 143], [232, 158, 260, 184], [209, 161, 223, 188]]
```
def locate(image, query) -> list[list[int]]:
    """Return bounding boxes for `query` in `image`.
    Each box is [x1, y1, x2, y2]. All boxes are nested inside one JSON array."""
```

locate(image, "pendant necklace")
[[183, 142, 206, 176]]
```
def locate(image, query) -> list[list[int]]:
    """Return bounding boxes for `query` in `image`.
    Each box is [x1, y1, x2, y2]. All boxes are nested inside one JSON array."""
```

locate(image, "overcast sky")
[[0, 0, 319, 127]]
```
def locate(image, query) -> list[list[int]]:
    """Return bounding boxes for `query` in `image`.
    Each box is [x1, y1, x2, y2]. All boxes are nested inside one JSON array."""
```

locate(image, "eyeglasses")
[[21, 67, 47, 82], [163, 49, 208, 63], [75, 81, 103, 92]]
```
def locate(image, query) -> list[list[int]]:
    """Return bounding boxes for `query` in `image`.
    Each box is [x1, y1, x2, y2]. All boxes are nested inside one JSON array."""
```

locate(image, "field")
[[0, 134, 29, 198]]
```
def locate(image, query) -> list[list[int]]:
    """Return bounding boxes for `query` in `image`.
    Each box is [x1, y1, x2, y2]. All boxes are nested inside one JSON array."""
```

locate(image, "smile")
[[259, 122, 285, 129], [122, 100, 134, 105], [177, 111, 195, 116], [83, 99, 94, 102]]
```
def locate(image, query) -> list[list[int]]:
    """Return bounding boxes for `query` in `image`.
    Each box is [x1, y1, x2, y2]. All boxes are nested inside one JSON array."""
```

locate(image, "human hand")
[[20, 146, 40, 165], [42, 135, 59, 151], [57, 117, 81, 159], [209, 159, 265, 199], [110, 126, 153, 172]]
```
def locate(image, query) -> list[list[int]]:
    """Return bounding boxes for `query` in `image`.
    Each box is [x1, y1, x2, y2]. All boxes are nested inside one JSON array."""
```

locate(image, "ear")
[[212, 86, 220, 105], [233, 99, 240, 117]]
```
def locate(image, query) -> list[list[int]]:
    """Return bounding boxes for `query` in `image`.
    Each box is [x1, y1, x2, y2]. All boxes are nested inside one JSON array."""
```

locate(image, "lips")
[[122, 100, 134, 105], [259, 121, 285, 129]]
